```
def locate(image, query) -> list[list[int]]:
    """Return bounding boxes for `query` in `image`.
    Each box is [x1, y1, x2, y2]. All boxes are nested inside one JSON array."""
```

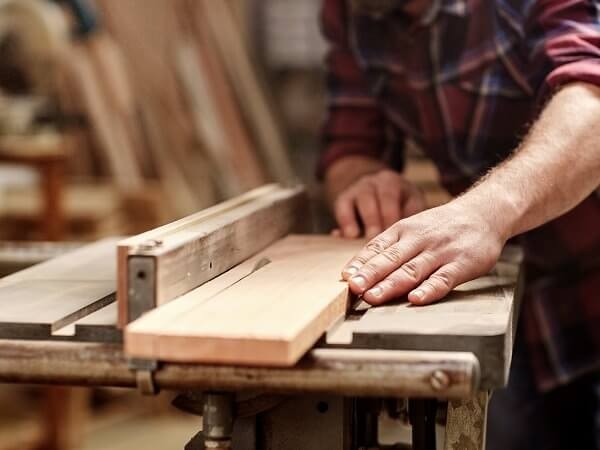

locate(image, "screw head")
[[430, 370, 450, 391], [138, 239, 163, 251]]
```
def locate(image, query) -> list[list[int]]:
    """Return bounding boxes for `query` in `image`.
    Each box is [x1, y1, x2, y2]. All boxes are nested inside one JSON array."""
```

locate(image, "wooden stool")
[[0, 133, 66, 241], [0, 133, 89, 450]]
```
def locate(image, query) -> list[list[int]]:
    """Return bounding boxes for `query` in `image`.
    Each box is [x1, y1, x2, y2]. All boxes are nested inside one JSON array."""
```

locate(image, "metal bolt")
[[138, 239, 163, 251], [430, 370, 450, 391]]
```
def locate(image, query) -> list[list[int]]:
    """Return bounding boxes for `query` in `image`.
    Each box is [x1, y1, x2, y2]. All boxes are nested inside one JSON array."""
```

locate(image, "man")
[[319, 0, 600, 448]]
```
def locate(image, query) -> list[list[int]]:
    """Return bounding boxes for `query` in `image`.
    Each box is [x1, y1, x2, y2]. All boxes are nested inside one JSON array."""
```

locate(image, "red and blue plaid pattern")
[[320, 0, 600, 390]]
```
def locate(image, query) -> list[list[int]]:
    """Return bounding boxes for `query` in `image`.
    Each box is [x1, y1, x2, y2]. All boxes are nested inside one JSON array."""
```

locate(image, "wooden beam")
[[125, 235, 362, 366], [117, 184, 306, 326]]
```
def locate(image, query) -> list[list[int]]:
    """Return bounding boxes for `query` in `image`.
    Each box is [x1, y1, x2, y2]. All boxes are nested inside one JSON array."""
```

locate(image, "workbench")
[[0, 185, 523, 450]]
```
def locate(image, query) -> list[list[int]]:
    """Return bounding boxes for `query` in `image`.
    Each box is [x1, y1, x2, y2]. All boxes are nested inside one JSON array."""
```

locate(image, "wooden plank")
[[326, 247, 522, 388], [0, 280, 113, 330], [176, 38, 267, 196], [1, 238, 118, 283], [199, 0, 295, 183], [125, 235, 363, 366], [138, 103, 212, 216], [175, 44, 243, 198], [73, 302, 120, 343], [0, 239, 118, 339], [65, 39, 143, 191], [95, 0, 219, 208], [117, 185, 306, 325]]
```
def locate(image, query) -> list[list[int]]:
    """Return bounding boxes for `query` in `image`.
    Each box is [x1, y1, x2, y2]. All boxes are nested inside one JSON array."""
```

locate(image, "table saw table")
[[0, 184, 523, 450]]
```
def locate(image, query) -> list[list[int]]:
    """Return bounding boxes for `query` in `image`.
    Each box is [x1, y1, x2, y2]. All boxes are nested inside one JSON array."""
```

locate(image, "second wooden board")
[[125, 235, 363, 366]]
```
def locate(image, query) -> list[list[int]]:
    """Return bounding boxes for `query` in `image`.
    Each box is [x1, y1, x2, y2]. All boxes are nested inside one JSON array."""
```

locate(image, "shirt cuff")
[[544, 59, 600, 95]]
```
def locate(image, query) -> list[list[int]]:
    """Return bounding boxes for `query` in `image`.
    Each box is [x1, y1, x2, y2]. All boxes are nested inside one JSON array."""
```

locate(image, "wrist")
[[454, 182, 524, 243]]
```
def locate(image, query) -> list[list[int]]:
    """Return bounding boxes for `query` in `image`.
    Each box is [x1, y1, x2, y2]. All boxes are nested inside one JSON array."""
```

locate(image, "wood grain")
[[0, 239, 118, 339], [445, 392, 489, 450], [125, 235, 363, 366], [117, 185, 306, 325], [198, 0, 295, 184]]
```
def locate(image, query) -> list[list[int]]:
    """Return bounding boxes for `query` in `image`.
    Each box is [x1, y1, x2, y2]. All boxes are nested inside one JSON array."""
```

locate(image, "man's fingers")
[[408, 263, 465, 305], [334, 194, 360, 238], [348, 241, 424, 295], [361, 253, 438, 304], [402, 186, 426, 217], [355, 187, 383, 239], [341, 229, 399, 279], [374, 184, 403, 228]]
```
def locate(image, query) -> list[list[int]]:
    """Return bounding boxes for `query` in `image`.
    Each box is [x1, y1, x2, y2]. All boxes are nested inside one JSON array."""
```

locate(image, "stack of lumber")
[[56, 0, 294, 220], [0, 0, 295, 241]]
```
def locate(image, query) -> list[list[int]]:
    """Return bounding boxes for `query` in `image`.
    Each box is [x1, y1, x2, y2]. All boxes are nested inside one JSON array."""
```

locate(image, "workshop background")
[[0, 1, 449, 449]]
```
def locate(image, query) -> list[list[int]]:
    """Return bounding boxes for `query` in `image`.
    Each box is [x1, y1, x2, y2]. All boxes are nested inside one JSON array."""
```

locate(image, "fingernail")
[[351, 275, 367, 289], [343, 266, 358, 276], [410, 289, 425, 301], [367, 286, 383, 298]]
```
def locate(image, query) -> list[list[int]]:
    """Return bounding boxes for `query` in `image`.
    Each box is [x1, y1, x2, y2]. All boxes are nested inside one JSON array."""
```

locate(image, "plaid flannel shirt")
[[320, 0, 600, 391]]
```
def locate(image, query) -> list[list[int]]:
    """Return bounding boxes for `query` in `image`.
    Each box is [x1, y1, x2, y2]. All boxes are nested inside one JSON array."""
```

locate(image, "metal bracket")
[[127, 255, 157, 323], [128, 358, 159, 395]]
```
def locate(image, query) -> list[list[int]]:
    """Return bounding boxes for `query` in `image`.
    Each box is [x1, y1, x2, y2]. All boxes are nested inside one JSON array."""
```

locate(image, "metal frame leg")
[[409, 399, 437, 450]]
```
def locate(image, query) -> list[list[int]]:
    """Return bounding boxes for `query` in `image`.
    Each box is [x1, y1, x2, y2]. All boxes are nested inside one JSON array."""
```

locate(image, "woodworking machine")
[[0, 184, 523, 450]]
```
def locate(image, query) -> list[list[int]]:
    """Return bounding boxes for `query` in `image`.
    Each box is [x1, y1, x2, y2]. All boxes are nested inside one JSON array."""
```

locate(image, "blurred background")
[[0, 1, 447, 449]]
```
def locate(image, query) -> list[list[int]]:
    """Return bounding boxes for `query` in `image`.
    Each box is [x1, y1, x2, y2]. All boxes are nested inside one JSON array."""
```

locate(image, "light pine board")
[[125, 235, 363, 366]]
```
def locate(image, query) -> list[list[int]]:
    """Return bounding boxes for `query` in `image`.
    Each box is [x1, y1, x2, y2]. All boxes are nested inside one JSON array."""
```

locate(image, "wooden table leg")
[[37, 387, 89, 450], [40, 159, 65, 241], [444, 391, 489, 450]]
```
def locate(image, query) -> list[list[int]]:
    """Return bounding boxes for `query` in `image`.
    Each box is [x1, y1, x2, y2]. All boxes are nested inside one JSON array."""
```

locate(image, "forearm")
[[458, 82, 600, 241]]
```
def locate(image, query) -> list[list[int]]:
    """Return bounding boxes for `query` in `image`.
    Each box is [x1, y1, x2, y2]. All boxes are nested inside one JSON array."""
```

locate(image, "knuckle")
[[381, 245, 404, 264], [381, 275, 401, 291], [400, 260, 420, 282], [431, 272, 453, 291], [354, 254, 373, 265], [358, 264, 378, 279], [365, 238, 389, 254], [357, 176, 375, 189]]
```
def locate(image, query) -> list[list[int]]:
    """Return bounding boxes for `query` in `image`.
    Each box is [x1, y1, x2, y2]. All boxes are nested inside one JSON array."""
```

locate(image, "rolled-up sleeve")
[[526, 0, 600, 99], [318, 0, 388, 178]]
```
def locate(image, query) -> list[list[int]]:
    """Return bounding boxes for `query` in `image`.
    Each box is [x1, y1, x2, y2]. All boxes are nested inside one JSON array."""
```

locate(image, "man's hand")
[[325, 156, 426, 240], [341, 198, 507, 306], [340, 83, 600, 307]]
